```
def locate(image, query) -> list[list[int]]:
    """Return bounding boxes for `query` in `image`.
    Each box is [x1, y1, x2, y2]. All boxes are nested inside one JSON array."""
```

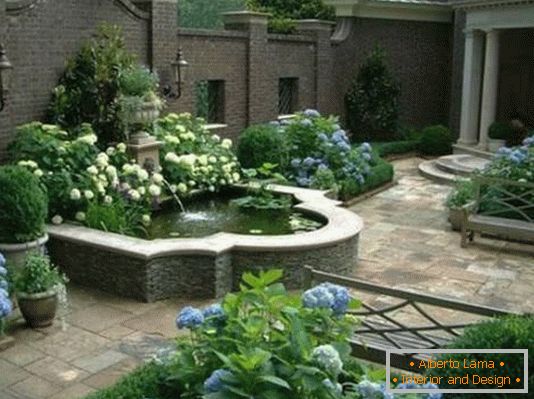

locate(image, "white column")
[[479, 29, 500, 150], [458, 29, 484, 146]]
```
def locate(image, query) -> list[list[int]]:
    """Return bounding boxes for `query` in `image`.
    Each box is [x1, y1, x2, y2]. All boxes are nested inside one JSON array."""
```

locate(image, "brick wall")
[[0, 0, 456, 160], [334, 17, 453, 130], [0, 0, 149, 159]]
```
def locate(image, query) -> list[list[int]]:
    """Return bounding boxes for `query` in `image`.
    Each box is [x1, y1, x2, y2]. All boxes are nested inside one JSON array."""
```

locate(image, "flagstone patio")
[[1, 157, 532, 399]]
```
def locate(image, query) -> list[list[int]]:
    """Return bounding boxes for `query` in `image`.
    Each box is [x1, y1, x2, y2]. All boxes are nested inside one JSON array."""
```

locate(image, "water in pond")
[[147, 194, 325, 239]]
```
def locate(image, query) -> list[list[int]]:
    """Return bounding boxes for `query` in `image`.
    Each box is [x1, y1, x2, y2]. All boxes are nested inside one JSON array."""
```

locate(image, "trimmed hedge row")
[[339, 154, 394, 201]]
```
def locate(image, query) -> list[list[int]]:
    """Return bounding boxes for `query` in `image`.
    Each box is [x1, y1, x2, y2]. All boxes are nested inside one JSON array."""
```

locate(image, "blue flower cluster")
[[523, 135, 534, 148], [355, 380, 442, 399], [176, 303, 226, 330], [204, 369, 233, 393], [312, 345, 343, 376], [397, 382, 442, 399], [303, 109, 321, 118], [0, 253, 12, 321], [302, 283, 350, 315], [495, 147, 529, 164]]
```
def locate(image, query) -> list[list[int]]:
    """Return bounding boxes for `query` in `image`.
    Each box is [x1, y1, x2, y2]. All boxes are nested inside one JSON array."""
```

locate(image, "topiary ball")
[[0, 166, 48, 243], [237, 124, 289, 169], [428, 316, 533, 398], [418, 125, 453, 156]]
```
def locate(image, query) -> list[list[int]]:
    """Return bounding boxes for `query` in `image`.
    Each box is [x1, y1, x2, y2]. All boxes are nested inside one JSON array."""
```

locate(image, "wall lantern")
[[0, 43, 13, 112], [169, 48, 189, 99]]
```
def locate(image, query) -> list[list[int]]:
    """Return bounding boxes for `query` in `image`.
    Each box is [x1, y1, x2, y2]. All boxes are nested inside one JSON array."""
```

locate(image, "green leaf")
[[260, 269, 284, 286], [258, 375, 291, 390], [348, 298, 362, 309]]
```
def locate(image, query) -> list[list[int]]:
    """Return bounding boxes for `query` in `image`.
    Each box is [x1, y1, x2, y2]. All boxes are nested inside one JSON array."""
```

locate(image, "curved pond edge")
[[47, 185, 364, 302]]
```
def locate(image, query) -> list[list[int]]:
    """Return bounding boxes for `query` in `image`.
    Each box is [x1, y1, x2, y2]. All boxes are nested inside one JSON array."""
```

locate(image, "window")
[[195, 80, 225, 124], [278, 77, 299, 115]]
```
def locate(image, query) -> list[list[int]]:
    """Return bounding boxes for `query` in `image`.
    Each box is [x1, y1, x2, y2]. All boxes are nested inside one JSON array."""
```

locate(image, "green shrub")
[[119, 65, 159, 97], [373, 140, 420, 157], [345, 48, 401, 141], [0, 166, 48, 243], [85, 198, 146, 237], [48, 24, 135, 144], [418, 125, 453, 156], [428, 316, 533, 398], [488, 121, 513, 141], [237, 124, 289, 169], [446, 179, 475, 209], [339, 154, 394, 200], [246, 0, 335, 33], [13, 254, 67, 295], [85, 361, 175, 399], [178, 0, 246, 29]]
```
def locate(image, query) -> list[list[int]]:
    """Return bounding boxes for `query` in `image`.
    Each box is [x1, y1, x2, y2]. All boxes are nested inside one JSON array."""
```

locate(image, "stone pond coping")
[[46, 185, 363, 301], [47, 184, 364, 259]]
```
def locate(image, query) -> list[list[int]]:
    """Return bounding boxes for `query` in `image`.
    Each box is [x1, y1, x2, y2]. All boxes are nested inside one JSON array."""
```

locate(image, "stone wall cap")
[[47, 185, 363, 260], [222, 10, 272, 18]]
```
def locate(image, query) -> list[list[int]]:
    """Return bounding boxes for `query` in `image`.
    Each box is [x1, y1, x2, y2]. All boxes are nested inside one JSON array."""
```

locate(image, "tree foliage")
[[345, 48, 401, 141], [178, 0, 246, 29]]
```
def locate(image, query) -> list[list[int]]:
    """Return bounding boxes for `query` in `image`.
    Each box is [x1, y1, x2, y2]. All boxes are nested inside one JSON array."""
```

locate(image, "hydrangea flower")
[[303, 286, 335, 309], [202, 303, 226, 326], [297, 177, 312, 187], [0, 253, 5, 268], [361, 142, 372, 152], [322, 378, 342, 394], [302, 283, 350, 315], [176, 306, 204, 330], [300, 119, 313, 127], [303, 109, 321, 118], [356, 380, 393, 399], [0, 296, 12, 318], [523, 136, 534, 147], [318, 133, 329, 142], [0, 280, 7, 291], [397, 382, 442, 399], [312, 345, 343, 376], [204, 369, 233, 393]]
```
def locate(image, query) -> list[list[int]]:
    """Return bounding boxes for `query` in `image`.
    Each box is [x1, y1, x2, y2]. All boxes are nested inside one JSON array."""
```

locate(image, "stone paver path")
[[1, 157, 532, 398], [350, 157, 533, 313]]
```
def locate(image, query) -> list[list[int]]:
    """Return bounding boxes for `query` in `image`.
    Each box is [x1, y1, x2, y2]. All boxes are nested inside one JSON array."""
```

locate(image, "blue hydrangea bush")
[[264, 110, 374, 196], [168, 269, 362, 398], [0, 253, 13, 337]]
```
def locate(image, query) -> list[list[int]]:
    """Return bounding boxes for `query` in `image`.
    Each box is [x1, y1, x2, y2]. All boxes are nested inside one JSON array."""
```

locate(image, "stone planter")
[[0, 234, 48, 272], [488, 139, 506, 153], [448, 208, 463, 231], [17, 289, 58, 328], [130, 101, 161, 125]]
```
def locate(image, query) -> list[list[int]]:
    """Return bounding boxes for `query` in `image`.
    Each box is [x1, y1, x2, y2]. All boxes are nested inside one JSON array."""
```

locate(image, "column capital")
[[463, 28, 483, 39]]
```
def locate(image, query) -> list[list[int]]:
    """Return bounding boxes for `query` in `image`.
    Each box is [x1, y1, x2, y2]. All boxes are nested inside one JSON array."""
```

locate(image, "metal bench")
[[461, 176, 534, 247], [303, 267, 519, 370]]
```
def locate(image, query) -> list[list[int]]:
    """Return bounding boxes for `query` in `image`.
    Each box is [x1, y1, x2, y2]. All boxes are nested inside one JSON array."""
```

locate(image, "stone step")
[[418, 160, 465, 184], [435, 154, 489, 176]]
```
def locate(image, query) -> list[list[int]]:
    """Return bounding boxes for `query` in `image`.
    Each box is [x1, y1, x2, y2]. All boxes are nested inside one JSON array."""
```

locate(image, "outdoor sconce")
[[165, 48, 189, 99], [0, 43, 13, 112]]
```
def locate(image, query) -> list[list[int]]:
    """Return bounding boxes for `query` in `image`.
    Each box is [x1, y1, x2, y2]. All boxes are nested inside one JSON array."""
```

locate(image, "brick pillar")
[[133, 0, 178, 83], [0, 0, 13, 161], [296, 20, 335, 115], [223, 11, 272, 125]]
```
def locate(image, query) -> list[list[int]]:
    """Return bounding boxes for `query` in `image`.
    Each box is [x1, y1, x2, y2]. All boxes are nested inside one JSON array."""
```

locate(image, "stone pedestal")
[[127, 134, 162, 171]]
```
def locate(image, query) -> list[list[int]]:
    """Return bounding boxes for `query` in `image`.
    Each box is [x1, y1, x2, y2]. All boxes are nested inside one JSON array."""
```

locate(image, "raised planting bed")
[[47, 185, 363, 302]]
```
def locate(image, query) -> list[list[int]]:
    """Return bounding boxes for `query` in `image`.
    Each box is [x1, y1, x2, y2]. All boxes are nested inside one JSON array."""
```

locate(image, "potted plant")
[[488, 122, 513, 152], [0, 166, 49, 271], [0, 253, 14, 350], [445, 179, 475, 231], [13, 254, 67, 328], [118, 65, 164, 139]]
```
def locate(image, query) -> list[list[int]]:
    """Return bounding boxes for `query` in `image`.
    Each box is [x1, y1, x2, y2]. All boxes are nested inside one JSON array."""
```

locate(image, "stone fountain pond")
[[47, 185, 363, 302]]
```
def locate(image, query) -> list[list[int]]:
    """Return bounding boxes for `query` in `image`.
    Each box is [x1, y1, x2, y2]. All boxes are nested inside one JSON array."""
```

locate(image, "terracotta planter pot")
[[17, 290, 58, 328], [448, 208, 463, 232], [0, 234, 48, 272]]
